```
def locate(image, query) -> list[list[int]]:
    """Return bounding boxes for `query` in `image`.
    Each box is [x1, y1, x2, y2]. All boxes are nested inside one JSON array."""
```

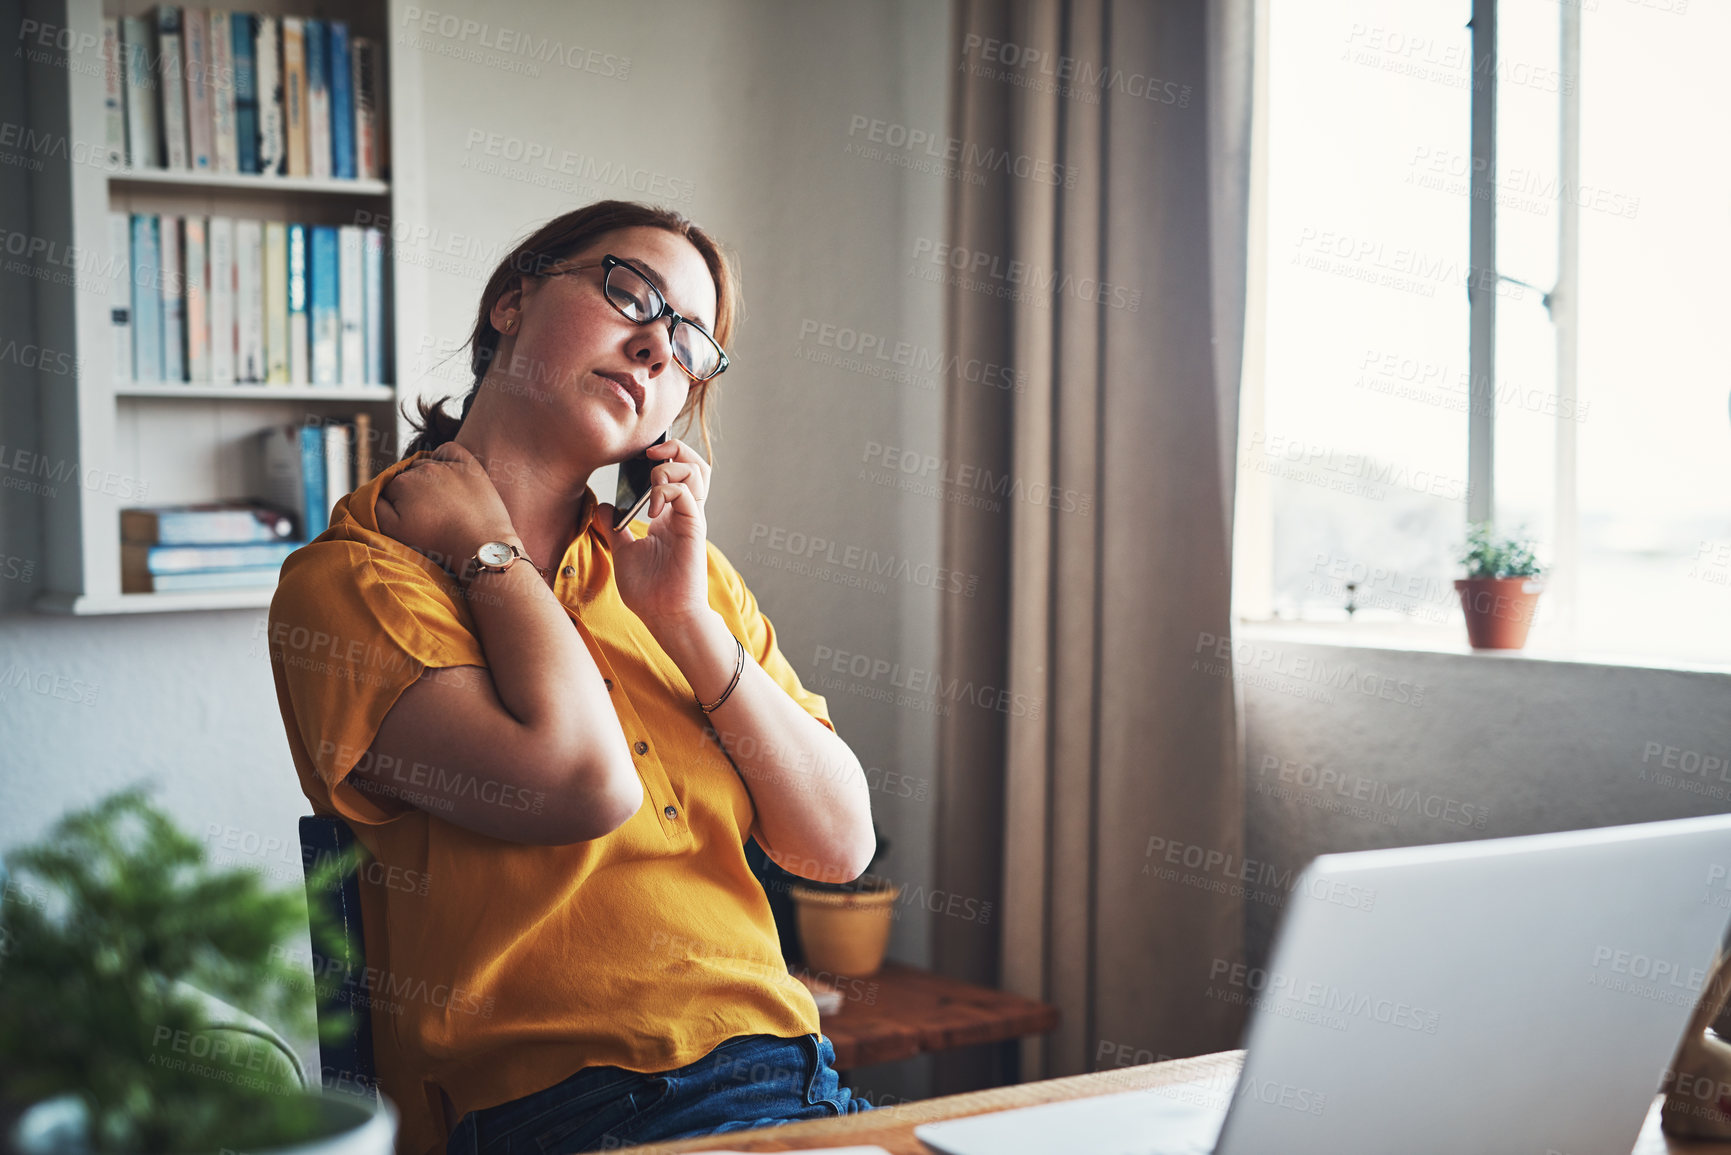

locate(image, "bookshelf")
[[24, 0, 430, 615]]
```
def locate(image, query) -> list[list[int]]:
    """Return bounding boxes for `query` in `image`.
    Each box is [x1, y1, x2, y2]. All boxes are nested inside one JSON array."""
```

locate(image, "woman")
[[267, 200, 877, 1155]]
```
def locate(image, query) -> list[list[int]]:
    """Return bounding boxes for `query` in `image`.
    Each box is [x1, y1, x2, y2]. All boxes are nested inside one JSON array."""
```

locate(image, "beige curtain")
[[934, 0, 1254, 1088]]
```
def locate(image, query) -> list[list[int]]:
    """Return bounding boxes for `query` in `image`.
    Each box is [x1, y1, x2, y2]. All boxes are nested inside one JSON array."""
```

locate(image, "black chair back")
[[299, 814, 378, 1101]]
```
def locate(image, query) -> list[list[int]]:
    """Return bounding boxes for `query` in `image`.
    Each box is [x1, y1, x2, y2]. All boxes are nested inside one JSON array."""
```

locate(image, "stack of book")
[[117, 214, 386, 385], [104, 7, 384, 180], [119, 413, 382, 593], [122, 500, 299, 593]]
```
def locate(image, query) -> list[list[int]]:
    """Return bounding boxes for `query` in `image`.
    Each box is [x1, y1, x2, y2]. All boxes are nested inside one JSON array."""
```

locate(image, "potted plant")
[[787, 827, 900, 977], [1454, 523, 1546, 650], [0, 789, 395, 1155]]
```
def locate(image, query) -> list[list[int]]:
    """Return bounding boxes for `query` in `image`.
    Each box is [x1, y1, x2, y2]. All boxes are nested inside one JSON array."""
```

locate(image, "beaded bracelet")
[[698, 635, 746, 713]]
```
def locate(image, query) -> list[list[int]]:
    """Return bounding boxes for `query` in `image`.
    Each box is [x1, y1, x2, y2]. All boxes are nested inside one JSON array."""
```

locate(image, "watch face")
[[477, 541, 513, 567]]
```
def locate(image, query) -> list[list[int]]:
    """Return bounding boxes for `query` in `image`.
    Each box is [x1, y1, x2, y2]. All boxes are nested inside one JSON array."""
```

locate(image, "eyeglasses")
[[542, 254, 729, 382]]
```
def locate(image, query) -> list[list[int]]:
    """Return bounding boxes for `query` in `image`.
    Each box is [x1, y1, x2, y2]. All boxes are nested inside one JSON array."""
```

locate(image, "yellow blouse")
[[267, 450, 825, 1155]]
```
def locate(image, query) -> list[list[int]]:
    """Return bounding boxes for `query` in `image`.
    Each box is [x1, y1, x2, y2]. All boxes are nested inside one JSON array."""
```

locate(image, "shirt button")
[[664, 805, 678, 821], [604, 678, 613, 690], [634, 740, 649, 755], [561, 565, 575, 577]]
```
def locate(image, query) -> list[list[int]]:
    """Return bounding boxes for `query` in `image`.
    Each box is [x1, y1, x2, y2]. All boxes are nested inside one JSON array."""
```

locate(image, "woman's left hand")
[[594, 437, 714, 627]]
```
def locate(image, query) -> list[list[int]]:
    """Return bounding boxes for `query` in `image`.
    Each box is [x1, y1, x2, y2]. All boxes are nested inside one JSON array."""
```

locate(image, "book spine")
[[254, 15, 282, 175], [157, 6, 189, 170], [351, 37, 377, 181], [122, 17, 160, 168], [183, 216, 208, 382], [323, 423, 352, 508], [287, 222, 309, 384], [109, 213, 133, 381], [208, 10, 235, 173], [127, 507, 293, 545], [141, 568, 282, 592], [131, 215, 163, 381], [235, 219, 263, 381], [300, 424, 329, 537], [353, 412, 373, 487], [137, 541, 300, 573], [207, 216, 234, 384], [231, 12, 257, 174], [183, 7, 211, 170], [309, 226, 339, 385], [362, 227, 384, 384], [338, 226, 363, 384], [328, 22, 353, 180], [281, 17, 306, 178], [160, 215, 185, 381], [103, 18, 126, 168], [255, 425, 308, 536], [305, 19, 330, 181], [263, 221, 288, 383]]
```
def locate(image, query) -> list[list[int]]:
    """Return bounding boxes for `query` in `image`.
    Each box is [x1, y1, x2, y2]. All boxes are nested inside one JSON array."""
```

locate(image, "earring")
[[502, 317, 514, 332]]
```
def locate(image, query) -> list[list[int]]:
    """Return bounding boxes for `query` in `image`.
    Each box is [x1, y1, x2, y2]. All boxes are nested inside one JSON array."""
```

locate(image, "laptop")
[[916, 815, 1731, 1155]]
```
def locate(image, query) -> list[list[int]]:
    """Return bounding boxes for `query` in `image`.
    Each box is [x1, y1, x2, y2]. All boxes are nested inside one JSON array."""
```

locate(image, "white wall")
[[1, 0, 951, 1101]]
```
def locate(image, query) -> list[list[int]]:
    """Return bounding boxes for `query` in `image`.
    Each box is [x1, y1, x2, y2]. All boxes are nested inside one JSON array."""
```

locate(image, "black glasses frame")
[[541, 254, 730, 382]]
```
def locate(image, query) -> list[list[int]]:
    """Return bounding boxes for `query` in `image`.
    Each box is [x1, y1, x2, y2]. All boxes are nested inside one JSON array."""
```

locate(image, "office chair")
[[298, 814, 378, 1101]]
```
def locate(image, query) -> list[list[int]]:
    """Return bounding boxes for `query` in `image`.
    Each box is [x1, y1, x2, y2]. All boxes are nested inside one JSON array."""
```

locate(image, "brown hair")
[[399, 200, 737, 461]]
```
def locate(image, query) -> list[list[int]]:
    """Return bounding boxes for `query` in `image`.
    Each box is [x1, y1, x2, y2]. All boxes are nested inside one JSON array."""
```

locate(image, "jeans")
[[443, 1033, 872, 1155]]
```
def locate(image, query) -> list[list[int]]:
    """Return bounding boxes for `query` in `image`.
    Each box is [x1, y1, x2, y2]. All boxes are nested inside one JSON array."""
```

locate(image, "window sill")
[[1235, 619, 1731, 681]]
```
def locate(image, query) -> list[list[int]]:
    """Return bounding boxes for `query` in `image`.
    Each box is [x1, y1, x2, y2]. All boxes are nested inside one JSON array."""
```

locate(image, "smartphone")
[[612, 432, 668, 532]]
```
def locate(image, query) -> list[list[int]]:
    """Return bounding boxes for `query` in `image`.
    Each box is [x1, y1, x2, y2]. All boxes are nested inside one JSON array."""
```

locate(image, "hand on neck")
[[452, 387, 597, 575]]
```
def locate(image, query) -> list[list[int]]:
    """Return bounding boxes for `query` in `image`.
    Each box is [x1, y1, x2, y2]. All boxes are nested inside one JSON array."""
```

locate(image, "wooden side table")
[[805, 962, 1059, 1079]]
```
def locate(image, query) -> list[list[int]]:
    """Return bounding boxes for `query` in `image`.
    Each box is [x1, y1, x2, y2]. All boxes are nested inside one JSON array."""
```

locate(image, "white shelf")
[[115, 382, 396, 401], [36, 586, 278, 615], [23, 0, 419, 617], [108, 168, 389, 197]]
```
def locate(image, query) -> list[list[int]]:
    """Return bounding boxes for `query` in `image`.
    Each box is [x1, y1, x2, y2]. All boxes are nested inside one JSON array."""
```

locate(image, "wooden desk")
[[609, 1051, 1731, 1154], [812, 963, 1059, 1070]]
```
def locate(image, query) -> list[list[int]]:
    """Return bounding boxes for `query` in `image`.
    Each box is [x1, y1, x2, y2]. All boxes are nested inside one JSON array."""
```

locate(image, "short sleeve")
[[704, 541, 836, 735], [268, 538, 489, 825]]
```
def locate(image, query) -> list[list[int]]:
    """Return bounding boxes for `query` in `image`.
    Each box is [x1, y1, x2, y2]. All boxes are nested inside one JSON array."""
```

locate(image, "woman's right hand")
[[375, 441, 518, 576]]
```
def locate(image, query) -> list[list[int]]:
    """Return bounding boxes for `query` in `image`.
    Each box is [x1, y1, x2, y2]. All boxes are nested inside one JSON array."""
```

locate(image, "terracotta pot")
[[1454, 577, 1544, 650], [790, 883, 900, 976]]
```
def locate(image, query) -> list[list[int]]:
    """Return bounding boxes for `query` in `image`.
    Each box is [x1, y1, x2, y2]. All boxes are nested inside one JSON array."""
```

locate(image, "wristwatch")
[[460, 540, 536, 584]]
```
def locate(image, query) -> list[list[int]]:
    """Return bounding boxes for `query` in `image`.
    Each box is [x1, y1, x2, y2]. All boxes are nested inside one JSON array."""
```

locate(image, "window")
[[1244, 0, 1731, 668]]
